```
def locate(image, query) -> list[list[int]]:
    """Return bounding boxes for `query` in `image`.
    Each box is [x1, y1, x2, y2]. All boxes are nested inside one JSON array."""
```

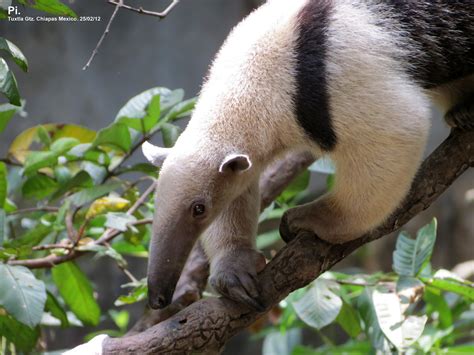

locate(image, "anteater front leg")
[[201, 180, 266, 310]]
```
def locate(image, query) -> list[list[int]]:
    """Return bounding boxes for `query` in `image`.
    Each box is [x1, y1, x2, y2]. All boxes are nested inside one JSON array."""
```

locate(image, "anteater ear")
[[219, 153, 252, 174], [142, 141, 171, 167]]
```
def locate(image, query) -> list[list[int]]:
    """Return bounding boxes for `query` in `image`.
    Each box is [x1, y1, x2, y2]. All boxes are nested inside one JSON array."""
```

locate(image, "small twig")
[[334, 280, 377, 287], [107, 0, 180, 18], [83, 0, 122, 70], [65, 210, 76, 242], [117, 261, 139, 283], [8, 207, 59, 216], [0, 158, 22, 167], [32, 244, 73, 251], [74, 218, 90, 246]]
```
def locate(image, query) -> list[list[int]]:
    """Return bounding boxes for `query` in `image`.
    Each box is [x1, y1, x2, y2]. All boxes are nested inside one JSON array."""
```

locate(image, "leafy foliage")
[[258, 220, 474, 354], [17, 0, 77, 17], [0, 61, 195, 350]]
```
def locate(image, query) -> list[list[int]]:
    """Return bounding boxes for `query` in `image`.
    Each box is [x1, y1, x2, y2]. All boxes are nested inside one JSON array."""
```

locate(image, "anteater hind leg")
[[445, 96, 474, 131]]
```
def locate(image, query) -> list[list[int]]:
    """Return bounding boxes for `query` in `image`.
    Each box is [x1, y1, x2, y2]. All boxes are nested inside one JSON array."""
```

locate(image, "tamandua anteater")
[[143, 0, 473, 310]]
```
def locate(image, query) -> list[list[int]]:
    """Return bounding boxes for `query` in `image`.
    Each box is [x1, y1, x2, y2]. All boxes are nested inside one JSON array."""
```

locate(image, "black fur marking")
[[294, 0, 336, 151], [379, 1, 474, 88]]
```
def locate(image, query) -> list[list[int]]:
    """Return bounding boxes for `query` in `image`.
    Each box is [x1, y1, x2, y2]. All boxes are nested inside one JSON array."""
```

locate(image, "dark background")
[[1, 0, 472, 353]]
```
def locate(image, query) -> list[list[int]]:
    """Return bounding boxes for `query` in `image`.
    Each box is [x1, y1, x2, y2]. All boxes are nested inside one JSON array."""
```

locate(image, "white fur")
[[63, 334, 108, 355], [142, 141, 170, 167]]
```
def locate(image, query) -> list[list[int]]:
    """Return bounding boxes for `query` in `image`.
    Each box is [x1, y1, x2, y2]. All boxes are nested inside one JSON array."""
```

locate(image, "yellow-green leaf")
[[86, 196, 130, 219]]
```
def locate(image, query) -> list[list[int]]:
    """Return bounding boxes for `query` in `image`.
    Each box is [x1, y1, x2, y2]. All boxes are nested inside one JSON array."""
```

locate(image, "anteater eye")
[[192, 203, 206, 218]]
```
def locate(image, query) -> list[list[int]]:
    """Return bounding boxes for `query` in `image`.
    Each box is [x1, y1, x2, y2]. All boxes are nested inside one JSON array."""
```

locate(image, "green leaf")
[[143, 94, 161, 129], [421, 270, 474, 301], [0, 209, 5, 244], [23, 151, 58, 175], [336, 301, 362, 338], [112, 240, 148, 258], [163, 97, 197, 122], [442, 344, 474, 353], [54, 165, 72, 184], [93, 123, 131, 152], [115, 282, 147, 306], [9, 124, 96, 164], [392, 219, 437, 277], [67, 182, 122, 206], [109, 309, 129, 332], [50, 137, 80, 154], [116, 163, 158, 176], [45, 291, 69, 327], [0, 58, 21, 106], [278, 170, 310, 203], [308, 156, 335, 175], [0, 161, 7, 207], [117, 94, 161, 132], [292, 279, 342, 329], [263, 328, 302, 355], [105, 212, 136, 232], [424, 287, 452, 329], [22, 173, 58, 200], [0, 102, 21, 133], [115, 87, 183, 122], [357, 288, 391, 352], [293, 342, 372, 355], [18, 0, 77, 17], [161, 123, 181, 148], [0, 264, 47, 327], [52, 261, 100, 326], [0, 314, 40, 352], [256, 230, 281, 249], [4, 223, 51, 248], [0, 37, 28, 72], [372, 287, 427, 351], [51, 170, 93, 201], [37, 125, 52, 147]]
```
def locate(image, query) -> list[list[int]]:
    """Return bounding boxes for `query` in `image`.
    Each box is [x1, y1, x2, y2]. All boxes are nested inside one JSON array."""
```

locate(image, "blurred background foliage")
[[0, 0, 472, 354]]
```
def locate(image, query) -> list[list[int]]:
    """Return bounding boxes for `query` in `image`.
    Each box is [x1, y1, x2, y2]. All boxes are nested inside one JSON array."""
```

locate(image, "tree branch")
[[107, 0, 180, 18], [103, 129, 474, 354], [83, 0, 122, 71], [84, 0, 180, 70]]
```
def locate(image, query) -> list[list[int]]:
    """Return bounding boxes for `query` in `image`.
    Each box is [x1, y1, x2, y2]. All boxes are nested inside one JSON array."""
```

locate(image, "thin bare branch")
[[7, 207, 59, 216], [107, 0, 180, 18], [84, 0, 180, 70], [83, 0, 122, 70]]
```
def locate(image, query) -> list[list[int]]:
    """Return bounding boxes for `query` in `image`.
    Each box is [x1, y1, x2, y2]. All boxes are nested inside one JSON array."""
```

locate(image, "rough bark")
[[104, 129, 474, 354]]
